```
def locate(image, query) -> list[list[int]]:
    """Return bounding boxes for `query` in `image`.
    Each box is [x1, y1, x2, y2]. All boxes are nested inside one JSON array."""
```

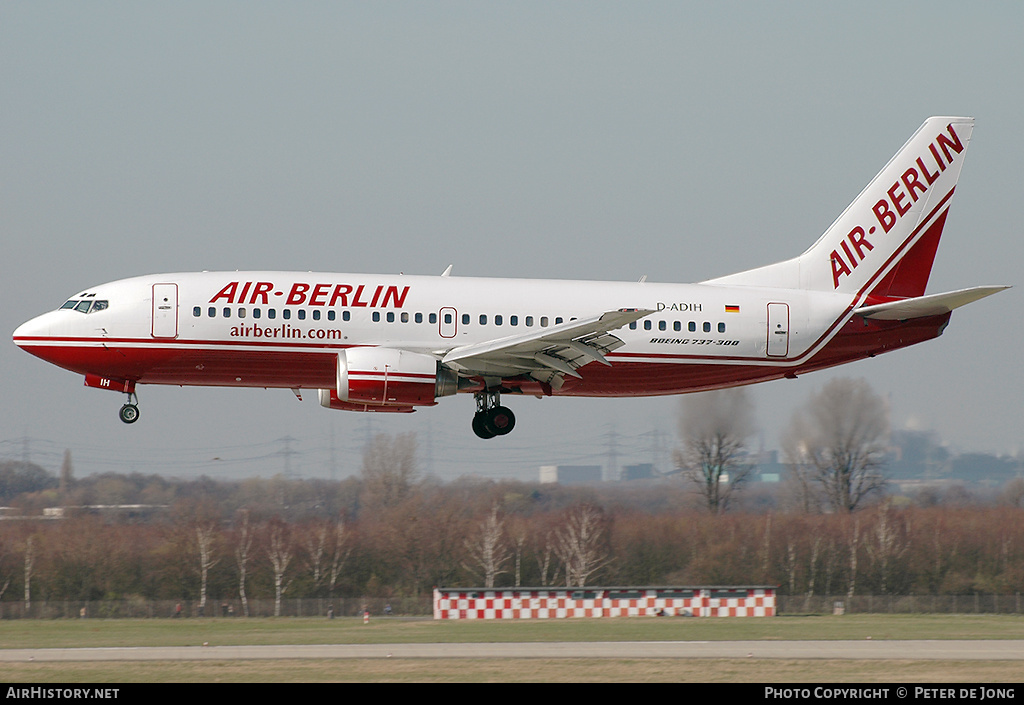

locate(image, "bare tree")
[[674, 388, 756, 513], [554, 504, 612, 587], [847, 517, 860, 600], [327, 519, 351, 599], [865, 502, 908, 595], [360, 433, 418, 509], [783, 378, 889, 513], [23, 535, 34, 616], [536, 533, 556, 587], [301, 519, 330, 595], [234, 509, 255, 617], [195, 522, 219, 616], [266, 518, 293, 617], [463, 503, 511, 588]]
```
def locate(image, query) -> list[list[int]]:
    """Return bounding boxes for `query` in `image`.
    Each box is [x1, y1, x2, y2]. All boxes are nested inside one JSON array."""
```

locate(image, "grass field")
[[2, 615, 1023, 683]]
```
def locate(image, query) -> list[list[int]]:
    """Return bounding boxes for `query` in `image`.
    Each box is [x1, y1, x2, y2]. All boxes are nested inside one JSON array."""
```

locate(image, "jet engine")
[[319, 347, 457, 411]]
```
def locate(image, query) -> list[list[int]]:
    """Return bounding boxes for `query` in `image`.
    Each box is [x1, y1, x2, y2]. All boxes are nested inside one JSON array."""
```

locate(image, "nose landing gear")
[[119, 392, 140, 424], [472, 388, 515, 439]]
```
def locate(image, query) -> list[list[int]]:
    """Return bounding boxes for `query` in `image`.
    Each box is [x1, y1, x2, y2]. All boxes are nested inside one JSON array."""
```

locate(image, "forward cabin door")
[[439, 307, 457, 338], [152, 283, 179, 338], [766, 302, 789, 357]]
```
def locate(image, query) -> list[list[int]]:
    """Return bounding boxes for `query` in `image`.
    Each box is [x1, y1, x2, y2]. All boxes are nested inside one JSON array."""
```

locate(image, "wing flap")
[[441, 308, 652, 380], [855, 286, 1009, 320]]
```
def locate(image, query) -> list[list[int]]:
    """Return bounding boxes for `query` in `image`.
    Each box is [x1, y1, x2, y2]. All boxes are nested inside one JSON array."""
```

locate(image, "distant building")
[[621, 463, 655, 481], [539, 465, 602, 485]]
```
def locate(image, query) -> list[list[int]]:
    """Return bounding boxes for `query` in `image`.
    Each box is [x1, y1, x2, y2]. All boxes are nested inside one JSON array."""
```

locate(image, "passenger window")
[[659, 321, 666, 331], [387, 312, 395, 322], [208, 307, 216, 317], [495, 315, 503, 326], [674, 321, 681, 332], [526, 316, 534, 326], [429, 313, 437, 324], [298, 310, 306, 320], [462, 313, 470, 325], [343, 311, 350, 321], [688, 321, 696, 332], [401, 312, 409, 323], [479, 314, 487, 325], [643, 320, 652, 330], [267, 309, 276, 319], [372, 312, 380, 322], [510, 315, 518, 326], [238, 308, 246, 318], [718, 322, 726, 333], [193, 306, 201, 317], [312, 310, 320, 321], [443, 313, 452, 324], [629, 322, 637, 330], [283, 309, 291, 320], [223, 307, 231, 318], [555, 317, 563, 324], [253, 308, 261, 319], [415, 313, 423, 323], [541, 316, 549, 327], [328, 310, 336, 321], [703, 321, 711, 333]]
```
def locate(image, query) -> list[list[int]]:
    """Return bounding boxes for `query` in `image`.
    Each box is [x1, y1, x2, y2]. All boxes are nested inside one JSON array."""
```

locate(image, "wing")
[[440, 308, 653, 390], [855, 286, 1009, 320]]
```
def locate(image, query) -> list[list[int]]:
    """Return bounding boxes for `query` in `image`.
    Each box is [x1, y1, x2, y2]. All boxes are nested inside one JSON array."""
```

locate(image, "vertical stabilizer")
[[705, 117, 974, 300]]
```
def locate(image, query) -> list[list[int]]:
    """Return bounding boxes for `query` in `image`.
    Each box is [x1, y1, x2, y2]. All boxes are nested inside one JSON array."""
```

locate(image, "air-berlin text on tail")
[[209, 281, 410, 308], [830, 122, 965, 289]]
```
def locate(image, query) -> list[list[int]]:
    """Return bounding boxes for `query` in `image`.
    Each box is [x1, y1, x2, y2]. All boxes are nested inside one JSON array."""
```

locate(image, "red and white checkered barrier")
[[433, 586, 775, 619]]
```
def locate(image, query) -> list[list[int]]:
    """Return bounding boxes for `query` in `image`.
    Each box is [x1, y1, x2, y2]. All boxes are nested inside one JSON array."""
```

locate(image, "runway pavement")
[[2, 640, 1024, 662]]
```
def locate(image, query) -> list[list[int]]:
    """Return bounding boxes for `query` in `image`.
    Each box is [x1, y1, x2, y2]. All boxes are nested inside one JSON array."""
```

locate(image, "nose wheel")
[[119, 393, 140, 424], [472, 389, 515, 439]]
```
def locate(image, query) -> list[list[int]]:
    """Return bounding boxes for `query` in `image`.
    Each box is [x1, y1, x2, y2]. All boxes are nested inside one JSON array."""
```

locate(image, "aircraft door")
[[152, 283, 179, 338], [766, 302, 789, 357], [439, 307, 457, 338]]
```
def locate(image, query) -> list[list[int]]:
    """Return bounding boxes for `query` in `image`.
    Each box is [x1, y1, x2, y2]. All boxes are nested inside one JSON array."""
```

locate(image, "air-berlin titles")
[[829, 122, 965, 289], [210, 281, 410, 308]]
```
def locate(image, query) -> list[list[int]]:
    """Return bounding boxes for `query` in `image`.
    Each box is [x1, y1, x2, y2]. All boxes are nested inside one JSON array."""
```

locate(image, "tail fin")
[[705, 117, 975, 299]]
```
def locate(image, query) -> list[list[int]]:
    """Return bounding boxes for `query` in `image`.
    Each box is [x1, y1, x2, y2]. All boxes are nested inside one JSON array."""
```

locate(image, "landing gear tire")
[[472, 405, 515, 439], [487, 406, 516, 436], [472, 413, 497, 439], [119, 403, 140, 424]]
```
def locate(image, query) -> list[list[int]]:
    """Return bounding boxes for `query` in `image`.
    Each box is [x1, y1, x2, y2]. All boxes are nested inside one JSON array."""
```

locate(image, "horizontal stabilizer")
[[854, 286, 1009, 320]]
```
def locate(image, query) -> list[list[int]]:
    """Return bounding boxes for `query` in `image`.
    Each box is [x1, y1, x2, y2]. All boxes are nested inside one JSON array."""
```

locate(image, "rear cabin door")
[[152, 283, 179, 338], [766, 302, 789, 357]]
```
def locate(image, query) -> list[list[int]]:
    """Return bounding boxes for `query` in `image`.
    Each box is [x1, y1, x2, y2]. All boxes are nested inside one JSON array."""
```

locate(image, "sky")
[[2, 1, 1021, 483]]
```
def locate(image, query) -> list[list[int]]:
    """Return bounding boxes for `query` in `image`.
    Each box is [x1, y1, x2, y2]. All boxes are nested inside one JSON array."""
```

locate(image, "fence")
[[0, 596, 433, 620], [777, 593, 1024, 615], [3, 594, 1023, 619]]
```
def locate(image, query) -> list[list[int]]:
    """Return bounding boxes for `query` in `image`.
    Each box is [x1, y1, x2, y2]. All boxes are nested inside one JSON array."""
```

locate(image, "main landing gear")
[[472, 388, 515, 439], [119, 392, 140, 424]]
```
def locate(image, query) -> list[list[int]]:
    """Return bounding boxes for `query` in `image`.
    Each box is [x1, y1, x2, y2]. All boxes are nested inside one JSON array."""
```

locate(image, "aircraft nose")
[[13, 312, 55, 351]]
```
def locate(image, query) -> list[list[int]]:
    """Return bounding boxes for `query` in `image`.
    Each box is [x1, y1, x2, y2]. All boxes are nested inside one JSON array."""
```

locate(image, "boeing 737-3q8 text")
[[13, 117, 1008, 438]]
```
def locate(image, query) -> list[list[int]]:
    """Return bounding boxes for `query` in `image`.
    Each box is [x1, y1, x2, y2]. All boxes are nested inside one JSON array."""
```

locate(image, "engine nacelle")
[[331, 347, 457, 408], [318, 389, 416, 413]]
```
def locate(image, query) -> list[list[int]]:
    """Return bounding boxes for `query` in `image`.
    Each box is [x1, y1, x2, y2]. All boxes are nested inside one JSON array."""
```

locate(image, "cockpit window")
[[60, 299, 109, 314]]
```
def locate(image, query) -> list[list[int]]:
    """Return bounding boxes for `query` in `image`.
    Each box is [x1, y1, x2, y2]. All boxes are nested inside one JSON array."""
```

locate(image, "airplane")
[[13, 116, 1008, 439]]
